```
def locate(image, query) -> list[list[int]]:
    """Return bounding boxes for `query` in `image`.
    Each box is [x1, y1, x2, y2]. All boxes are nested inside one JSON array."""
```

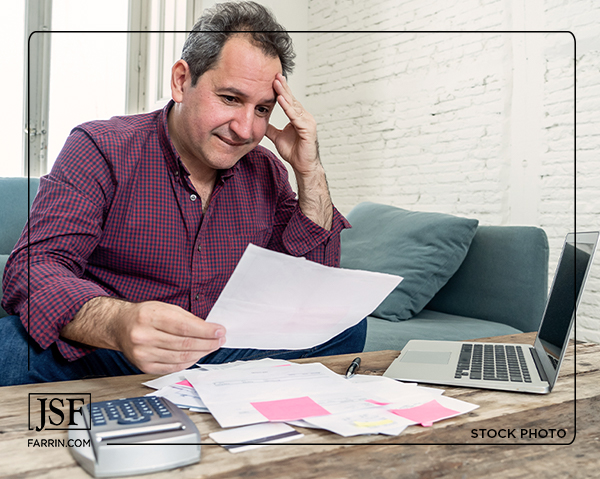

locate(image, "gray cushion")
[[363, 310, 523, 352], [341, 202, 478, 321], [0, 177, 40, 253], [425, 225, 549, 333]]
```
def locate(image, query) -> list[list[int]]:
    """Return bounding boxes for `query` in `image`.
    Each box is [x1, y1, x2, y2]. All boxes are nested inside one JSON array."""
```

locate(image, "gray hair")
[[181, 1, 296, 86]]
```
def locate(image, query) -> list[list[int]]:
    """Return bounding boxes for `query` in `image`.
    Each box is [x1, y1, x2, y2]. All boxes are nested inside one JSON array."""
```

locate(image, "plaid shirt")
[[2, 101, 350, 361]]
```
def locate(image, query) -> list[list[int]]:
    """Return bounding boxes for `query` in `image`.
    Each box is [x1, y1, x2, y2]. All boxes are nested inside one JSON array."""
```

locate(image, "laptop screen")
[[537, 232, 598, 384]]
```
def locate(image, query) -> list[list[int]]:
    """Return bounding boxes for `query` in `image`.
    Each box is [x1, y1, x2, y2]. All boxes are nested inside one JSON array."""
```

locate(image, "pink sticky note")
[[366, 399, 390, 406], [251, 396, 330, 421], [390, 400, 460, 427], [176, 379, 193, 388]]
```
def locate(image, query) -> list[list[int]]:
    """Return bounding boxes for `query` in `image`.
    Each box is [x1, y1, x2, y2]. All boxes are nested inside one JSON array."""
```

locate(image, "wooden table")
[[2, 333, 599, 478]]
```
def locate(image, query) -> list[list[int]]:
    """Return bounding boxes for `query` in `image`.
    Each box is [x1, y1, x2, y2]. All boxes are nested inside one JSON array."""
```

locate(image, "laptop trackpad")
[[402, 351, 452, 365]]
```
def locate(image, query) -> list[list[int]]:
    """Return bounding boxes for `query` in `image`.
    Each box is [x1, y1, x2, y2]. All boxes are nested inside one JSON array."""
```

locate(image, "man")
[[0, 1, 365, 386]]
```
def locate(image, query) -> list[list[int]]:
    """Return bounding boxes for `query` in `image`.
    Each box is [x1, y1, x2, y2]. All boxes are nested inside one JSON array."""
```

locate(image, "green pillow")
[[340, 203, 479, 321]]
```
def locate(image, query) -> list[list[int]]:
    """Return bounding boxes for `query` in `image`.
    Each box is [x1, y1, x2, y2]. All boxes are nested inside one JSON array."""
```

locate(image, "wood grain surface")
[[1, 333, 598, 479]]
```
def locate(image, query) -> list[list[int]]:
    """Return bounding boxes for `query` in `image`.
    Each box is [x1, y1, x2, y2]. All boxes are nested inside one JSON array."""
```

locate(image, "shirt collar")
[[159, 100, 185, 180]]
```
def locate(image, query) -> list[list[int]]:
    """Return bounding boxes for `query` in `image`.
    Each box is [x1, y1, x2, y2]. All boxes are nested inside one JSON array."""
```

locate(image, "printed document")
[[206, 244, 402, 349], [185, 361, 384, 428]]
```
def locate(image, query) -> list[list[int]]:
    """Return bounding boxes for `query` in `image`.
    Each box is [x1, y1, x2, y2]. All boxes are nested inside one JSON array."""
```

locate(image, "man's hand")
[[266, 73, 333, 230], [266, 73, 319, 176], [60, 297, 226, 374]]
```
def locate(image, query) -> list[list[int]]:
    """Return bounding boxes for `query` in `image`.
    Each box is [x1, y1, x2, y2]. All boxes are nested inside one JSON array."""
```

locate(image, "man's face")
[[171, 35, 282, 174]]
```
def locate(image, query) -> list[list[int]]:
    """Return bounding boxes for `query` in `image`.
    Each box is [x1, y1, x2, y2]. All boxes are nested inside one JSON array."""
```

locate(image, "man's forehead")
[[215, 35, 282, 75], [202, 37, 282, 103]]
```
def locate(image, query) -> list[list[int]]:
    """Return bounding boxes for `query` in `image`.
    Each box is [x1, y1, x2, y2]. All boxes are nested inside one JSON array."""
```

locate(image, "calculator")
[[68, 396, 201, 477]]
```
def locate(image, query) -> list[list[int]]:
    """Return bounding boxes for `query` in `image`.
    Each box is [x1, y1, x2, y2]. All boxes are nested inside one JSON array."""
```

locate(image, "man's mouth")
[[216, 134, 249, 147]]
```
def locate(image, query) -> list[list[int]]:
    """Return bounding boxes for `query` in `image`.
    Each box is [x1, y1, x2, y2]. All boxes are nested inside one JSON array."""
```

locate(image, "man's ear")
[[171, 59, 190, 103]]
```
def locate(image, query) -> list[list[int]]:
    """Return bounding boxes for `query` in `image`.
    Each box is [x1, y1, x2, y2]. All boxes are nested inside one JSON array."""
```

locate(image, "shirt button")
[[190, 194, 197, 201], [197, 245, 201, 252], [195, 293, 199, 300]]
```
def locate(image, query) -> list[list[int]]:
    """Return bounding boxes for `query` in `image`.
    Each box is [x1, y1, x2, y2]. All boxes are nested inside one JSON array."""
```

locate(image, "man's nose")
[[230, 107, 254, 141]]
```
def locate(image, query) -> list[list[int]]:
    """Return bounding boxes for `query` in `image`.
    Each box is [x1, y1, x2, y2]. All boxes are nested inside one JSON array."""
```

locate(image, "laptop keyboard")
[[455, 343, 532, 383]]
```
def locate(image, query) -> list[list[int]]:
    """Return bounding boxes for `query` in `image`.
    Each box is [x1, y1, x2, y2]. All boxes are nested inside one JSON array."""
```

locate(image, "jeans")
[[0, 314, 367, 386]]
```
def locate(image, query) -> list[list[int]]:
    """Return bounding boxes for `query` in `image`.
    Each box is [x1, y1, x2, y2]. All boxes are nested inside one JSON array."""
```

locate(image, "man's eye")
[[256, 106, 270, 116], [222, 95, 236, 103]]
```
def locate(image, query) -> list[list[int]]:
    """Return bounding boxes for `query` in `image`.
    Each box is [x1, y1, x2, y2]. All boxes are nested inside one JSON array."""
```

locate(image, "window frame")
[[126, 0, 202, 114], [24, 0, 202, 176], [24, 0, 52, 177]]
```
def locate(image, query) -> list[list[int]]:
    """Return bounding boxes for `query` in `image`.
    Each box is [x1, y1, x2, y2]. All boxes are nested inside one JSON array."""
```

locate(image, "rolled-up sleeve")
[[281, 204, 350, 266]]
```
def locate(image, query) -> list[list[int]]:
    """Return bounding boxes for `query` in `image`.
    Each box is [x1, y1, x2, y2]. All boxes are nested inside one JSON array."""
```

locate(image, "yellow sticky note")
[[353, 419, 394, 428]]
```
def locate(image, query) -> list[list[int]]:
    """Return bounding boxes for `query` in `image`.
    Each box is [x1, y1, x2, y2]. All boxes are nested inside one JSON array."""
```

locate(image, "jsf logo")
[[28, 393, 91, 431]]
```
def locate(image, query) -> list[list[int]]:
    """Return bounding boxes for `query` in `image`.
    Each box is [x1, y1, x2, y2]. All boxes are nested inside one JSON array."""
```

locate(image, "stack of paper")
[[144, 359, 478, 446]]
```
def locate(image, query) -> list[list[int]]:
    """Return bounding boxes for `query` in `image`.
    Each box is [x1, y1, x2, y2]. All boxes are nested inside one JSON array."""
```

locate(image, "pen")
[[345, 357, 361, 378]]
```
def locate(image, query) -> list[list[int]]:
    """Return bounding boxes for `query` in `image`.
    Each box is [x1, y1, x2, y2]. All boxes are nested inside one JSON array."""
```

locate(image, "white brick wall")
[[546, 2, 600, 343], [305, 0, 600, 342]]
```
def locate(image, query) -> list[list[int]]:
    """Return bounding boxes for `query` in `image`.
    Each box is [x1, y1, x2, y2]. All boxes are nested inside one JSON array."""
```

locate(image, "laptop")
[[383, 231, 599, 394]]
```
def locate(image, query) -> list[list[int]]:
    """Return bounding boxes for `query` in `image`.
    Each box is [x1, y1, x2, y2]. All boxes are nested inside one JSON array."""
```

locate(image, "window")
[[0, 2, 26, 177], [12, 0, 201, 177], [47, 0, 129, 172]]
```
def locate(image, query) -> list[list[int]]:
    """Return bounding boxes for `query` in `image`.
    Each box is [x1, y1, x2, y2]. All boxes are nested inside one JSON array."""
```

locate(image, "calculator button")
[[88, 405, 106, 426], [91, 415, 107, 426], [116, 415, 152, 425], [132, 398, 154, 416], [155, 407, 172, 418], [105, 406, 120, 420], [147, 397, 173, 418]]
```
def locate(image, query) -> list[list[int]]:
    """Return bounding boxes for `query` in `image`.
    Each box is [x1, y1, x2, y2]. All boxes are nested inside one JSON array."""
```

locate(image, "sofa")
[[340, 202, 549, 352]]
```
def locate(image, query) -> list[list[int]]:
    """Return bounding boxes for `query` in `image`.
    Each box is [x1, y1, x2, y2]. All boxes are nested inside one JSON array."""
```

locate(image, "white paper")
[[185, 361, 383, 428], [206, 244, 402, 349], [143, 358, 292, 390], [209, 423, 303, 453], [147, 383, 208, 411], [347, 374, 445, 403], [301, 408, 413, 437]]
